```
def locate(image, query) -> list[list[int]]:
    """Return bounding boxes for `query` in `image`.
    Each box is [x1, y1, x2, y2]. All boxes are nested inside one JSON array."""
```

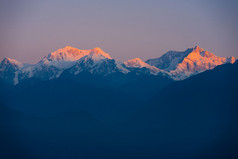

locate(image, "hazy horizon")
[[1, 0, 238, 63]]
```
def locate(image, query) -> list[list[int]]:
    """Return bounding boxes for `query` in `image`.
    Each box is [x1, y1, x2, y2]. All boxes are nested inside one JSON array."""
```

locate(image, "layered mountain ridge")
[[1, 51, 238, 159], [0, 45, 237, 85]]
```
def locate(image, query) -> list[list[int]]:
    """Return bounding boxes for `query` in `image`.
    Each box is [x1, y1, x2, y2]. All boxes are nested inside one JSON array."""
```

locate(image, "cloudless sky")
[[0, 0, 238, 63]]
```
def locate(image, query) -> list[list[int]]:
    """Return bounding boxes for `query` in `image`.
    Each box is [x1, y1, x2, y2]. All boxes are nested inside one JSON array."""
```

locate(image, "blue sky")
[[0, 0, 238, 63]]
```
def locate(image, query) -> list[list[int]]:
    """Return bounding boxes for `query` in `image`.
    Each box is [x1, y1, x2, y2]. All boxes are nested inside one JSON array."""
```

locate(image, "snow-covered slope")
[[0, 58, 24, 84], [68, 51, 129, 75], [124, 58, 160, 75], [146, 46, 237, 80], [0, 58, 23, 67]]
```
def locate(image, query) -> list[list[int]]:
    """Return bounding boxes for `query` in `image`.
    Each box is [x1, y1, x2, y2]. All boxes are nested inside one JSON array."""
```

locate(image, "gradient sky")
[[0, 0, 238, 63]]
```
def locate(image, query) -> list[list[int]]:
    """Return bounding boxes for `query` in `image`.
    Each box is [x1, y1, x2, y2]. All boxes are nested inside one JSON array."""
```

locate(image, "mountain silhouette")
[[119, 61, 238, 158]]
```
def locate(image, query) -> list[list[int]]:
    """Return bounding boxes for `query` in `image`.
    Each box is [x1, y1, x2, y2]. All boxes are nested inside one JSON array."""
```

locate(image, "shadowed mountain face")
[[119, 61, 238, 158], [0, 60, 237, 158], [1, 72, 173, 121], [0, 70, 173, 159]]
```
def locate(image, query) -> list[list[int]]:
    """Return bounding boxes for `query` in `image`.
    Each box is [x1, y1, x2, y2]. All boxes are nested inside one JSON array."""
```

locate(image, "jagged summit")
[[188, 45, 215, 58], [193, 45, 204, 52], [0, 57, 24, 85], [146, 45, 237, 80], [1, 57, 22, 66], [46, 46, 111, 62]]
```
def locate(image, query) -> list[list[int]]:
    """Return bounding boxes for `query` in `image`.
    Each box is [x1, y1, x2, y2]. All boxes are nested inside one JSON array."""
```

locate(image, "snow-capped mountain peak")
[[81, 52, 111, 63], [124, 58, 152, 68], [90, 47, 111, 58], [1, 57, 23, 67], [0, 58, 25, 85], [193, 45, 204, 52], [87, 48, 112, 60], [46, 46, 84, 61], [124, 58, 160, 74], [188, 45, 215, 58], [36, 46, 112, 71], [46, 46, 111, 62], [146, 45, 237, 80]]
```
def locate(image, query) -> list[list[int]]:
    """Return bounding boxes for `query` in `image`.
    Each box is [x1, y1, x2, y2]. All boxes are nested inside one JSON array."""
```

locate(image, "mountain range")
[[0, 59, 237, 159], [0, 45, 236, 85], [0, 45, 238, 159]]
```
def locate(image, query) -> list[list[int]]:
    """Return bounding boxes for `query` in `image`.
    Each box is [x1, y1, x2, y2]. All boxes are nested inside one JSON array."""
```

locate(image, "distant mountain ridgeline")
[[0, 45, 236, 85]]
